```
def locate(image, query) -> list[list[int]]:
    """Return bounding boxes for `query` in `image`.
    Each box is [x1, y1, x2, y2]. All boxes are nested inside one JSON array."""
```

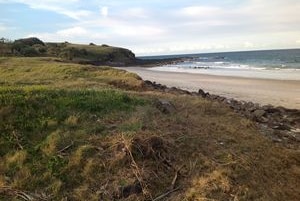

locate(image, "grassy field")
[[0, 57, 299, 201]]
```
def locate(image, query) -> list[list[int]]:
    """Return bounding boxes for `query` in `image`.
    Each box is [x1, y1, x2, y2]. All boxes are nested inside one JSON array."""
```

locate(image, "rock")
[[251, 109, 267, 122], [144, 80, 153, 86], [209, 94, 219, 100], [116, 181, 142, 199], [155, 99, 176, 114], [230, 101, 242, 111], [272, 124, 291, 131], [191, 92, 199, 96], [275, 106, 286, 114], [253, 109, 266, 119], [257, 116, 269, 123], [262, 104, 278, 113], [198, 89, 207, 97], [216, 96, 226, 102]]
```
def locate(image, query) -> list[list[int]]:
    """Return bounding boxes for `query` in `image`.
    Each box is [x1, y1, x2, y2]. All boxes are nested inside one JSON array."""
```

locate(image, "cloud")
[[0, 0, 92, 20], [122, 8, 149, 18], [56, 27, 88, 37], [2, 0, 300, 55], [244, 42, 254, 48], [100, 6, 108, 17], [180, 6, 222, 17], [113, 25, 165, 37], [0, 24, 7, 31], [28, 26, 107, 42]]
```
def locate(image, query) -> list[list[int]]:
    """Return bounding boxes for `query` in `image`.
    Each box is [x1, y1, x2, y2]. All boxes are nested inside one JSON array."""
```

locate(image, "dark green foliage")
[[20, 46, 39, 56], [14, 37, 45, 46], [47, 156, 67, 176], [10, 37, 45, 56]]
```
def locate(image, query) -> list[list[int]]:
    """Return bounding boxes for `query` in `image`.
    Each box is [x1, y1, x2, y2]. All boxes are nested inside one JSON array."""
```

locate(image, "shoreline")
[[119, 67, 300, 109]]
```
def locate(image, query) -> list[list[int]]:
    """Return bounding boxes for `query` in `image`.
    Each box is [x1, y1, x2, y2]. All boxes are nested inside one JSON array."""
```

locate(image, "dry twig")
[[57, 141, 74, 154], [152, 187, 180, 201], [12, 130, 23, 150], [0, 186, 49, 201], [122, 134, 152, 199]]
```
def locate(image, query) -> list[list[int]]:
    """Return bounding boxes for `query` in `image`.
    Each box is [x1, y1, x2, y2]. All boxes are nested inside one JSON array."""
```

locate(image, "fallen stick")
[[57, 141, 74, 154], [152, 187, 180, 201], [0, 186, 49, 201]]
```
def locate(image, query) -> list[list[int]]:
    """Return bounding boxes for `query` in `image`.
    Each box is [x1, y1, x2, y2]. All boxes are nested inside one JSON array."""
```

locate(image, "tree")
[[0, 37, 12, 43]]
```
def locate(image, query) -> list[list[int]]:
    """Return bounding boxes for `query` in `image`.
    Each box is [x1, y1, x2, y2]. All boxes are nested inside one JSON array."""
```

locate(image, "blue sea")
[[139, 49, 300, 80]]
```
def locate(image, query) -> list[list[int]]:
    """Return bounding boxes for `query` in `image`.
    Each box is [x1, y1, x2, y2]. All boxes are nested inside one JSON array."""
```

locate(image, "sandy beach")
[[119, 67, 300, 109]]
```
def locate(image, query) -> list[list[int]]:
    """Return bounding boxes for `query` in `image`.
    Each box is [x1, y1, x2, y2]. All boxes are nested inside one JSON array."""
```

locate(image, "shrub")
[[14, 37, 45, 46], [20, 46, 39, 56]]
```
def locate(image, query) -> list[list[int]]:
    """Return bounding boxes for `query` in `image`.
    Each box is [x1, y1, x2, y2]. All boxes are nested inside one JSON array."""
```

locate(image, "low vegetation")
[[0, 38, 136, 65], [0, 57, 299, 200]]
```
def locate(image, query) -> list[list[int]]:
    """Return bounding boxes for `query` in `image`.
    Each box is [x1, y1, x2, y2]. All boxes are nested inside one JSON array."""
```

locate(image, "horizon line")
[[138, 47, 300, 58]]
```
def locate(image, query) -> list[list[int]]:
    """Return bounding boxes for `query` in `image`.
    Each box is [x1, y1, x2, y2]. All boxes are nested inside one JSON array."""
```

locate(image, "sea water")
[[140, 49, 300, 80]]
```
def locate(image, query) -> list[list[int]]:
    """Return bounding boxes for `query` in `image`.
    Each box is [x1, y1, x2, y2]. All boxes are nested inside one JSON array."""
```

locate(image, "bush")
[[14, 37, 45, 46], [20, 46, 39, 56]]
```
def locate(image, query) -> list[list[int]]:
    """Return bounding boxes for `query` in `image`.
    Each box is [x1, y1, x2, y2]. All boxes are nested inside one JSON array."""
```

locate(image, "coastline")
[[119, 67, 300, 109]]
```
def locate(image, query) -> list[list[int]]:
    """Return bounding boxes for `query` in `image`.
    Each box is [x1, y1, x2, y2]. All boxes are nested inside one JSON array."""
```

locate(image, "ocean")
[[139, 49, 300, 80]]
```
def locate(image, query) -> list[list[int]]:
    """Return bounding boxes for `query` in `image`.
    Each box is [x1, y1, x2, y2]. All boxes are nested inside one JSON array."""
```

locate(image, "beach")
[[120, 67, 300, 109]]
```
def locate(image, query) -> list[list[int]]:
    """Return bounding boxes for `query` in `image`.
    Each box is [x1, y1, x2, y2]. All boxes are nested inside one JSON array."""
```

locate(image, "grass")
[[0, 57, 299, 200], [0, 57, 142, 89]]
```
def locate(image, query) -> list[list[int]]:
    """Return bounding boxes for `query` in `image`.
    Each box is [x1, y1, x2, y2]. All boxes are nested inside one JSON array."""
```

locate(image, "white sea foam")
[[149, 65, 300, 80]]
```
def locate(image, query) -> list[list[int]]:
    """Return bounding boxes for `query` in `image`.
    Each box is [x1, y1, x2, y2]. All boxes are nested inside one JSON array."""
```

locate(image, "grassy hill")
[[0, 38, 136, 65], [0, 57, 299, 201]]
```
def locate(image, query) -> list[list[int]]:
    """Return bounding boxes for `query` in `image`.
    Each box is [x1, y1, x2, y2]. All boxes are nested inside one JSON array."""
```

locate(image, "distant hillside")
[[0, 37, 136, 65]]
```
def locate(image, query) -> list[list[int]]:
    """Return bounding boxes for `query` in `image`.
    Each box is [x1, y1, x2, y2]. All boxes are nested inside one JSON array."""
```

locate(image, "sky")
[[0, 0, 300, 56]]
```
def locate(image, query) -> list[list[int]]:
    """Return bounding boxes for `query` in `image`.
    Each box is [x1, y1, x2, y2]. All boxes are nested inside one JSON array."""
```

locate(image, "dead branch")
[[0, 186, 49, 201], [12, 130, 23, 150], [57, 141, 74, 154], [152, 187, 180, 201], [122, 134, 153, 200]]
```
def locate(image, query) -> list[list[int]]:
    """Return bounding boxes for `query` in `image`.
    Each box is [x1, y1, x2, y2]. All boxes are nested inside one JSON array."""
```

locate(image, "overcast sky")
[[1, 0, 300, 56]]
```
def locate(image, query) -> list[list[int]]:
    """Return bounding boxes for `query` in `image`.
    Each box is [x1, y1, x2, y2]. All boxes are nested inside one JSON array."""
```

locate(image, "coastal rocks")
[[252, 109, 266, 120], [142, 80, 300, 148], [155, 99, 176, 114], [144, 80, 191, 95], [198, 89, 207, 97]]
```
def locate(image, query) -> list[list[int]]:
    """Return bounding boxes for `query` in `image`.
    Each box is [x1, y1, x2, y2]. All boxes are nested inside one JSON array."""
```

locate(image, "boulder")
[[155, 99, 176, 114], [198, 89, 207, 97], [253, 109, 266, 119]]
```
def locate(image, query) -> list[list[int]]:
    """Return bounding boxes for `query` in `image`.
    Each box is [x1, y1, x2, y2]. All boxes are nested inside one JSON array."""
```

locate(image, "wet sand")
[[119, 67, 300, 109]]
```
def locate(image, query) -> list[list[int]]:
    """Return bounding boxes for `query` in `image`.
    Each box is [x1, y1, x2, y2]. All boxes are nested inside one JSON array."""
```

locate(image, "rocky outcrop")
[[143, 80, 300, 148]]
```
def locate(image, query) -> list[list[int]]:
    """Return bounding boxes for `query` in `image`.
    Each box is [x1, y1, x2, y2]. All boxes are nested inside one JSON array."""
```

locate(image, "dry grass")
[[0, 57, 142, 89], [0, 57, 299, 200]]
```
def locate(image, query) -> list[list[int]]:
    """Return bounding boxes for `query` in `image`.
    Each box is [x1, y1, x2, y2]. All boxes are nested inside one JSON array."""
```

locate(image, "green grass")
[[0, 87, 145, 153], [0, 86, 146, 200]]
